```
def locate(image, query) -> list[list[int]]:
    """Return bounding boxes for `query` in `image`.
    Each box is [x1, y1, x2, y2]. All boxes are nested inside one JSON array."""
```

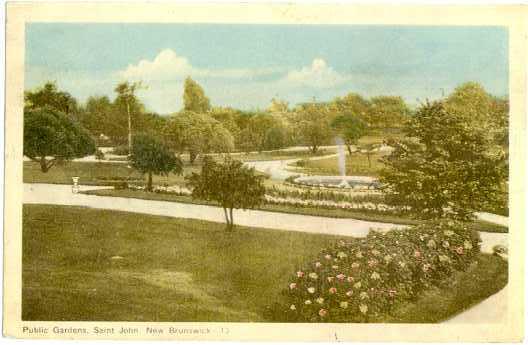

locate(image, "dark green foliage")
[[270, 220, 481, 322], [24, 107, 96, 172], [129, 134, 183, 191], [24, 82, 79, 115], [187, 156, 265, 229], [331, 113, 367, 154], [183, 77, 211, 113], [380, 101, 507, 221]]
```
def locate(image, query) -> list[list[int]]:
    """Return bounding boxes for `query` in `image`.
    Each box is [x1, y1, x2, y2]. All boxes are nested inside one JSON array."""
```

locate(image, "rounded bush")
[[269, 220, 481, 322]]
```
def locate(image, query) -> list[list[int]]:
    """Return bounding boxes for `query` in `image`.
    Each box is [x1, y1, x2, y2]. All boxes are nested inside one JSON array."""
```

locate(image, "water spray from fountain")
[[335, 137, 350, 188]]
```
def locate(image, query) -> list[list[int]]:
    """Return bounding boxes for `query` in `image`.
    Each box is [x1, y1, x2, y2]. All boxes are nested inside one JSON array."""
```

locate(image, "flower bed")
[[268, 220, 481, 322]]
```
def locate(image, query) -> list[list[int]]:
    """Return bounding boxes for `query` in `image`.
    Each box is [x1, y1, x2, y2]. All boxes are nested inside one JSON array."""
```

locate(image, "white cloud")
[[119, 49, 281, 82], [283, 58, 351, 89], [120, 49, 193, 81]]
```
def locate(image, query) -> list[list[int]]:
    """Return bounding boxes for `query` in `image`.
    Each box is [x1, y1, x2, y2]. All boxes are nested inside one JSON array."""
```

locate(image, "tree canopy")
[[380, 101, 507, 221], [187, 156, 265, 230], [183, 77, 211, 113], [331, 113, 367, 154], [24, 82, 79, 116], [129, 134, 183, 191], [294, 103, 334, 153], [24, 107, 96, 172], [164, 111, 234, 163]]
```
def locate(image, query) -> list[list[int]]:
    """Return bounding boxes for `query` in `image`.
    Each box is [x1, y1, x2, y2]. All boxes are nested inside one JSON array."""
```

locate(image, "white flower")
[[290, 304, 296, 310], [354, 282, 362, 289], [316, 297, 324, 304], [444, 230, 454, 237], [359, 304, 368, 314], [360, 292, 369, 300], [442, 241, 450, 248], [427, 239, 436, 248], [464, 240, 473, 250], [370, 272, 381, 280], [309, 272, 318, 280], [307, 287, 316, 294], [304, 300, 312, 305], [340, 301, 349, 309], [337, 251, 347, 259]]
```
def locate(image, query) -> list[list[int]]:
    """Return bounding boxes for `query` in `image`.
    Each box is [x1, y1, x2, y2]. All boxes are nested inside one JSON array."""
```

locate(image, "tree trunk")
[[311, 145, 318, 154], [229, 208, 234, 230], [366, 152, 372, 168], [147, 172, 153, 192], [189, 151, 197, 164], [39, 157, 49, 173], [346, 145, 353, 155], [127, 100, 132, 154]]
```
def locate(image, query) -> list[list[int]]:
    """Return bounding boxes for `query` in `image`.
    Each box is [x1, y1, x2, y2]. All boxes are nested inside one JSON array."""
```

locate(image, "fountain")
[[336, 137, 351, 188], [292, 137, 380, 190]]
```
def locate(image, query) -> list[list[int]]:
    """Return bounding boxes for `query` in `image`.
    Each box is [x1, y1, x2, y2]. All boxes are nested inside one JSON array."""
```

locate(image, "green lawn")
[[23, 161, 197, 186], [233, 148, 337, 162], [386, 254, 508, 323], [290, 151, 387, 177], [23, 205, 507, 322], [83, 188, 508, 234]]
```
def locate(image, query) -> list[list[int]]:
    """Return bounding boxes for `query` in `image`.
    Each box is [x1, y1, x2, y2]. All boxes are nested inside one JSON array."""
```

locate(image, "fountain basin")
[[293, 175, 380, 189]]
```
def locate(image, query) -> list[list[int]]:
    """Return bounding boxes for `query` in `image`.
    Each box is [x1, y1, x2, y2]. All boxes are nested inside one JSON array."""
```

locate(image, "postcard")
[[4, 2, 526, 341]]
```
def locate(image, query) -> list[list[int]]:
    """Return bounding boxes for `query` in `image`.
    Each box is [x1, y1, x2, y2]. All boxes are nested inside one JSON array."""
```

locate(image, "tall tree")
[[183, 77, 210, 113], [24, 107, 96, 172], [129, 134, 183, 192], [380, 101, 507, 221], [164, 111, 234, 163], [187, 156, 265, 230], [445, 82, 508, 147], [295, 103, 333, 153], [114, 81, 145, 152]]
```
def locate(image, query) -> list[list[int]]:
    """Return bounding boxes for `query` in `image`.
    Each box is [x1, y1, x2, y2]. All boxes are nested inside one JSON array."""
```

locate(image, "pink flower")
[[414, 250, 421, 258], [456, 246, 464, 255], [346, 290, 354, 297], [315, 262, 322, 268], [329, 287, 337, 294], [422, 264, 431, 272], [289, 283, 297, 289], [319, 309, 328, 317], [297, 271, 305, 278], [324, 254, 332, 260], [336, 274, 346, 281]]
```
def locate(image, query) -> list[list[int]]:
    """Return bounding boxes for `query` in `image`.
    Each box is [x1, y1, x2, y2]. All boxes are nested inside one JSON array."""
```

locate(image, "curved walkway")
[[23, 183, 507, 254]]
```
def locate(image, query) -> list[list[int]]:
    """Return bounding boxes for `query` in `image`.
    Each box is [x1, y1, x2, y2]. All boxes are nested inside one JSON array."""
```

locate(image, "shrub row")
[[267, 220, 480, 322]]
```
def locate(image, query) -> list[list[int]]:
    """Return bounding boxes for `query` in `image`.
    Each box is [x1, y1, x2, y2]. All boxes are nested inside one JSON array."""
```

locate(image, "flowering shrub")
[[269, 220, 480, 322]]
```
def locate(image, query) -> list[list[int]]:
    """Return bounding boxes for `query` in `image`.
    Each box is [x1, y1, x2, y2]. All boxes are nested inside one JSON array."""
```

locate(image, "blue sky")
[[26, 24, 508, 114]]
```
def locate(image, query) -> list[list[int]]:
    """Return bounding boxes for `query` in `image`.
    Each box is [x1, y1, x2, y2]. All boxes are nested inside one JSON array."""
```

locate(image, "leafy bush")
[[268, 220, 480, 322]]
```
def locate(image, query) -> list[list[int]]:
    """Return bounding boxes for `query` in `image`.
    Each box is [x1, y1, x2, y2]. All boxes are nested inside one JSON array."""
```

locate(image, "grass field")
[[23, 161, 197, 186], [23, 205, 507, 322], [83, 188, 508, 233], [290, 151, 387, 177]]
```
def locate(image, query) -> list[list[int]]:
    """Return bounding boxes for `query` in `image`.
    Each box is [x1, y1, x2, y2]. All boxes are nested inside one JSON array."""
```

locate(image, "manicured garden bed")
[[23, 205, 507, 322]]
